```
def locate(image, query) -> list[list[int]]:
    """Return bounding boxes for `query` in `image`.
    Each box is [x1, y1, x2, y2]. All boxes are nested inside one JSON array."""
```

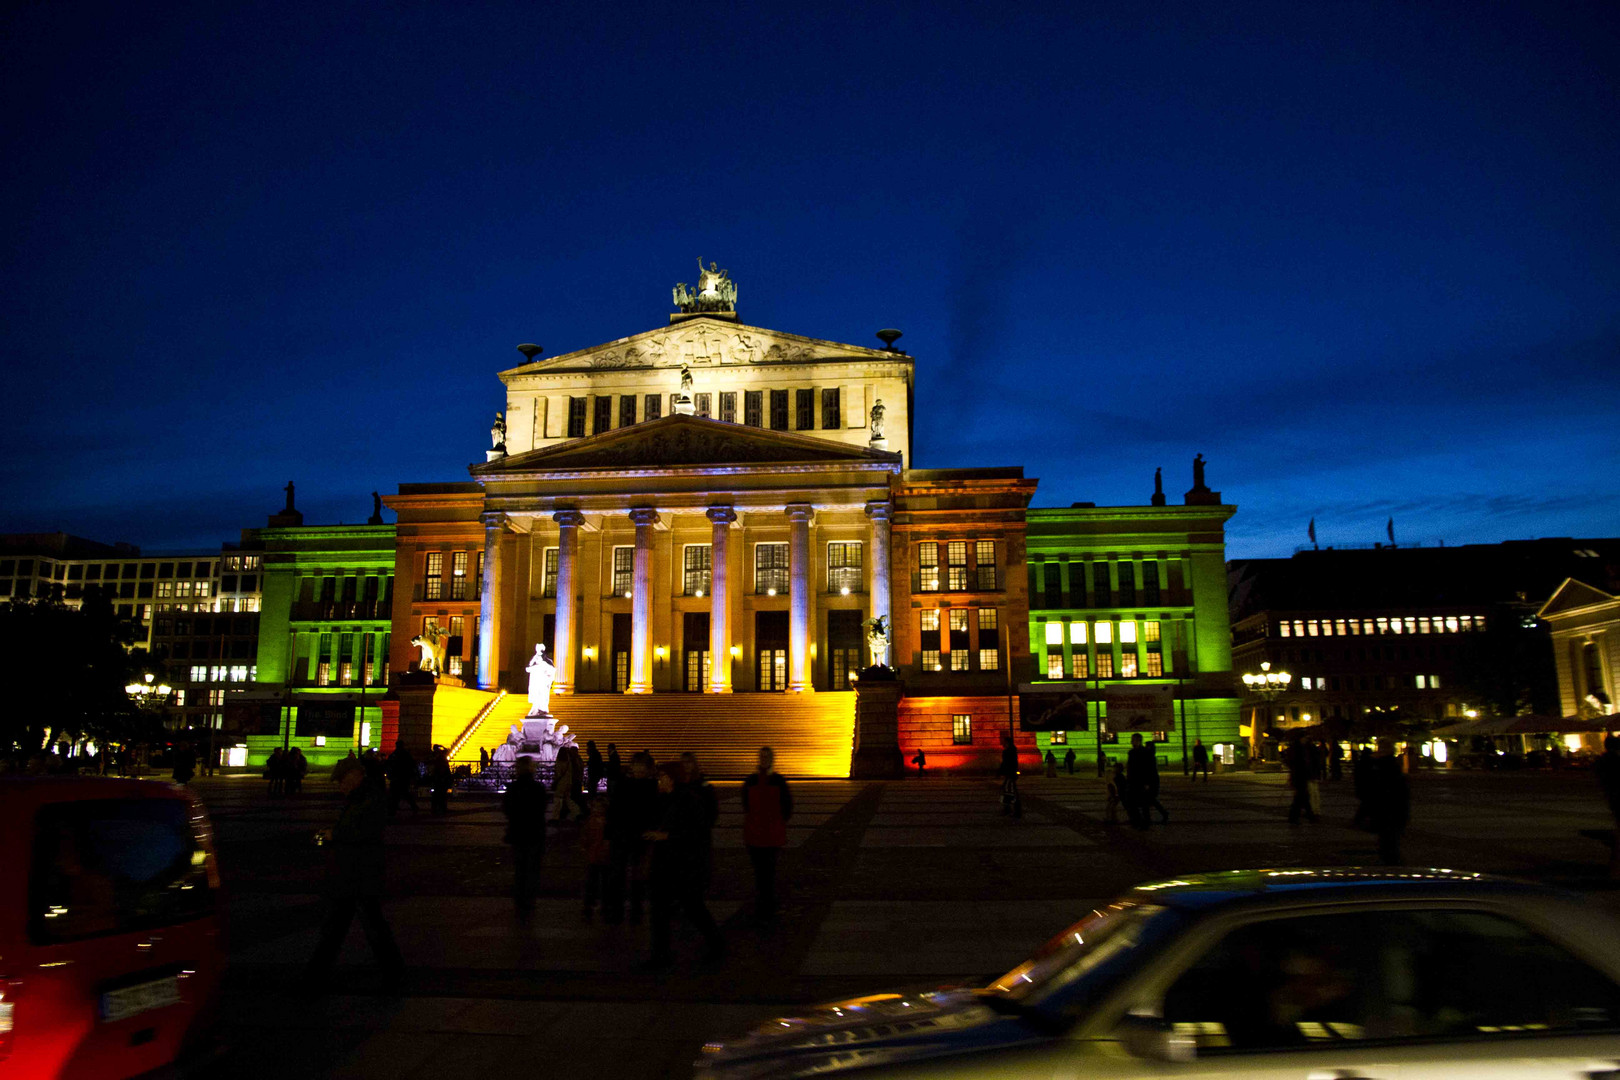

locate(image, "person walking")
[[605, 752, 658, 923], [553, 746, 579, 822], [427, 746, 452, 815], [305, 757, 403, 989], [741, 746, 792, 920], [1191, 738, 1210, 782], [1127, 733, 1166, 827], [385, 745, 419, 816], [606, 743, 623, 790], [1286, 738, 1319, 824], [585, 741, 605, 799], [265, 747, 285, 797], [999, 734, 1022, 817], [1366, 738, 1410, 864], [1104, 760, 1125, 823], [501, 756, 549, 921], [287, 747, 308, 795], [645, 762, 725, 967], [1063, 747, 1076, 775], [1044, 749, 1058, 777], [478, 746, 489, 773]]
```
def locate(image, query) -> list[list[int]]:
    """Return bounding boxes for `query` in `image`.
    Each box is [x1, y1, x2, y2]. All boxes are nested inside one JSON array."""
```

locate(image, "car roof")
[[1125, 867, 1562, 912], [0, 774, 190, 802]]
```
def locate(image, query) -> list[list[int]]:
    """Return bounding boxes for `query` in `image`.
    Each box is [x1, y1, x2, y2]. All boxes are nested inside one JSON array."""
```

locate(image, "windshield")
[[986, 901, 1174, 1013]]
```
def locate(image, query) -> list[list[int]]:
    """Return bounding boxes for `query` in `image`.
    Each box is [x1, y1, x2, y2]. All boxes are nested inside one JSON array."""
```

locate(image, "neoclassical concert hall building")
[[383, 269, 1237, 775]]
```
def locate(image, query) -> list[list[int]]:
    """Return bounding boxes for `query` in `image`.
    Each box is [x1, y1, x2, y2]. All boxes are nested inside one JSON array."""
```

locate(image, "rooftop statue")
[[869, 399, 886, 441], [674, 259, 737, 313], [491, 411, 507, 451], [1192, 453, 1208, 492], [680, 363, 694, 395]]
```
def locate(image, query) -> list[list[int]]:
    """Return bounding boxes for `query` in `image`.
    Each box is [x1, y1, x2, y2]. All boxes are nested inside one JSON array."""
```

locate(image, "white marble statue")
[[864, 615, 890, 668], [410, 619, 448, 675], [526, 643, 555, 715], [491, 411, 506, 450], [869, 399, 885, 441]]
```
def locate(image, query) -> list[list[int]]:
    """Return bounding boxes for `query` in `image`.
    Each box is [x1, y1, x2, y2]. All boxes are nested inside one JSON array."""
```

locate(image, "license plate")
[[100, 976, 181, 1022]]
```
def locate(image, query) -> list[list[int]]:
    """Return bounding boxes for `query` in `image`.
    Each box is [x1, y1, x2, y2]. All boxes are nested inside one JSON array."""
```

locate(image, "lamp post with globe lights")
[[123, 672, 173, 776], [1241, 661, 1291, 764]]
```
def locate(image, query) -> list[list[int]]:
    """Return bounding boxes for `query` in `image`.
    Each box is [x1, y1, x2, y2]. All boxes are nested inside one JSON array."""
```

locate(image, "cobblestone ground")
[[190, 767, 1620, 1079]]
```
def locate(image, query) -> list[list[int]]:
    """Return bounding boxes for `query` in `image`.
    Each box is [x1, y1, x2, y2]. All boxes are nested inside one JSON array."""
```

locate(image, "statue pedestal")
[[1183, 487, 1222, 506], [672, 395, 696, 416], [869, 437, 889, 452], [851, 676, 904, 778], [392, 673, 437, 758], [486, 449, 507, 462]]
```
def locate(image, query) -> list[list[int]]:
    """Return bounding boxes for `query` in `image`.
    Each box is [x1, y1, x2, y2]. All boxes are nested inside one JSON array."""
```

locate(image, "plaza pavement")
[[192, 766, 1620, 1079]]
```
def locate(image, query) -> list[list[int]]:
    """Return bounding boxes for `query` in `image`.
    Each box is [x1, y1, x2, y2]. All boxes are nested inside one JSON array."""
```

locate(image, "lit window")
[[1120, 652, 1138, 677], [1418, 617, 1431, 634], [946, 541, 968, 591], [921, 609, 940, 632], [1403, 617, 1416, 634], [979, 648, 999, 670], [1334, 619, 1347, 635], [612, 546, 634, 596], [1144, 621, 1160, 642], [1120, 621, 1137, 644], [1094, 621, 1113, 644], [1459, 616, 1473, 632], [1045, 621, 1064, 646], [1474, 616, 1485, 632], [451, 551, 469, 599], [1376, 617, 1389, 634], [1095, 651, 1113, 678], [196, 581, 210, 598], [1307, 620, 1319, 636], [948, 610, 969, 670], [1072, 653, 1088, 679], [918, 543, 939, 592], [1415, 674, 1426, 689], [542, 548, 559, 597], [1070, 621, 1088, 645], [1047, 653, 1065, 678], [827, 542, 862, 594], [754, 543, 789, 595], [1144, 652, 1162, 677], [1445, 616, 1459, 632], [1430, 673, 1441, 689], [975, 540, 997, 590], [190, 665, 207, 682], [1292, 620, 1305, 637], [952, 714, 972, 745], [1279, 621, 1291, 637], [683, 545, 712, 596], [425, 553, 443, 600]]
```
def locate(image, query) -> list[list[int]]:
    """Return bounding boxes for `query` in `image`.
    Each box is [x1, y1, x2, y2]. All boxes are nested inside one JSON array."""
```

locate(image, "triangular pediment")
[[1538, 577, 1619, 619], [473, 414, 901, 473], [498, 316, 903, 379]]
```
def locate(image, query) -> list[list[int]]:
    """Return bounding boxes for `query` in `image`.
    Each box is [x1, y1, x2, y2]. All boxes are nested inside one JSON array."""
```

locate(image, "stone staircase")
[[429, 689, 856, 777]]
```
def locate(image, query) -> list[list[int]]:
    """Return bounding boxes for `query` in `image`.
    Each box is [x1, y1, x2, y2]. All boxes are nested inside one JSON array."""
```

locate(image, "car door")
[[1093, 903, 1620, 1080]]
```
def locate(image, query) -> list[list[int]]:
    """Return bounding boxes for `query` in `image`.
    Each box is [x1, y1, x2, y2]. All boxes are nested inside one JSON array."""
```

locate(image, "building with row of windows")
[[1228, 538, 1620, 758]]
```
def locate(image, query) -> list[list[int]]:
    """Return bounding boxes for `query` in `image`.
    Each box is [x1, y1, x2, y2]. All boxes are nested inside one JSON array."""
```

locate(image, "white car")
[[696, 869, 1620, 1079]]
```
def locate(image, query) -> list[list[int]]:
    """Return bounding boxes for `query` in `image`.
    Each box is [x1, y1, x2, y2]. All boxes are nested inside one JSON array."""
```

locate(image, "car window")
[[987, 902, 1177, 1014], [1160, 907, 1620, 1054], [29, 798, 214, 944]]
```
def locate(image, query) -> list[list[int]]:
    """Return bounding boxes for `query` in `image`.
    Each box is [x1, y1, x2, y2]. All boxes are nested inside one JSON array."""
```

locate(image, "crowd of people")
[[305, 740, 794, 982]]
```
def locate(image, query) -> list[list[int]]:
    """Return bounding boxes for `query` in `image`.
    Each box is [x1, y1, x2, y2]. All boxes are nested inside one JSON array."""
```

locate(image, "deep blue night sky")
[[3, 1, 1616, 557]]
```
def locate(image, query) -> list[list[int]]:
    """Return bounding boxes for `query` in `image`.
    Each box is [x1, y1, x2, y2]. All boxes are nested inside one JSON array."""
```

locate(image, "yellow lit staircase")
[[430, 688, 855, 777]]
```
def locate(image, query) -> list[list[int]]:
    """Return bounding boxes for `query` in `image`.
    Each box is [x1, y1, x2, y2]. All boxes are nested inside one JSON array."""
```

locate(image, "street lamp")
[[124, 673, 172, 777], [1241, 661, 1291, 763]]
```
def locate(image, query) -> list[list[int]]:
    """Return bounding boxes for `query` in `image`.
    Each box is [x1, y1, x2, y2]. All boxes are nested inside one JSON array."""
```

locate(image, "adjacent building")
[[1538, 566, 1620, 731], [1228, 538, 1620, 757]]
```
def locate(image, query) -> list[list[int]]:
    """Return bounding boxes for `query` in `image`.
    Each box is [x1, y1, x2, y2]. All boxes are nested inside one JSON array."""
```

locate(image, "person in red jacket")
[[741, 746, 793, 920]]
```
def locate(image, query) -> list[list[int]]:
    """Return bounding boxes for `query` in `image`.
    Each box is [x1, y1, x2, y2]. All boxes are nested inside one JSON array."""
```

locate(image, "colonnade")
[[477, 500, 893, 694]]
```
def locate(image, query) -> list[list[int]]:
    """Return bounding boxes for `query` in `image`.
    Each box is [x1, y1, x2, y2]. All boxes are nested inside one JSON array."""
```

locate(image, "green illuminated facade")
[[240, 522, 396, 768], [1025, 501, 1241, 770]]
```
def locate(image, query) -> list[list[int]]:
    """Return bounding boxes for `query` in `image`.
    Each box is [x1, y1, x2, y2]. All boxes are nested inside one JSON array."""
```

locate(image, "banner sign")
[[1018, 683, 1090, 732], [1102, 684, 1176, 733]]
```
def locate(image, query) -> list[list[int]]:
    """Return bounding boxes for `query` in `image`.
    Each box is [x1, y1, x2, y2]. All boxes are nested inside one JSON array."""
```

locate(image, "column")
[[706, 506, 737, 693], [787, 503, 813, 692], [551, 509, 585, 695], [476, 512, 505, 690], [865, 500, 892, 666], [627, 508, 659, 693]]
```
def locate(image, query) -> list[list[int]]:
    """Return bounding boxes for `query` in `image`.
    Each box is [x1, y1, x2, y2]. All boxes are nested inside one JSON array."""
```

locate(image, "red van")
[[0, 776, 225, 1078]]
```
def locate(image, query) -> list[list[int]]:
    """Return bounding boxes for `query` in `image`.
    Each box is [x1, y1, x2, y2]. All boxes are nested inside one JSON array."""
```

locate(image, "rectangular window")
[[1072, 652, 1089, 679], [1120, 651, 1138, 677], [644, 394, 662, 422], [948, 609, 969, 670], [827, 541, 863, 594], [156, 581, 174, 598], [795, 388, 815, 430], [754, 543, 789, 595], [1144, 620, 1160, 642], [1118, 562, 1136, 606], [684, 544, 712, 596], [619, 395, 637, 428], [744, 390, 762, 427], [821, 387, 840, 429], [593, 395, 613, 435], [424, 553, 443, 600], [1430, 673, 1441, 689], [1143, 561, 1160, 605], [1069, 620, 1088, 645], [567, 397, 587, 438], [1415, 674, 1427, 689], [1145, 651, 1163, 676], [952, 714, 972, 745], [542, 548, 559, 598], [947, 541, 968, 590], [720, 391, 737, 424], [450, 551, 469, 600], [1094, 620, 1113, 644], [918, 542, 940, 592], [1120, 620, 1138, 644], [695, 392, 711, 418], [1093, 562, 1111, 606], [1047, 653, 1065, 679], [1096, 651, 1114, 678], [978, 606, 1000, 650], [611, 546, 633, 597], [921, 608, 941, 669], [979, 647, 1000, 670], [1044, 621, 1063, 646], [769, 389, 789, 430], [975, 540, 996, 590]]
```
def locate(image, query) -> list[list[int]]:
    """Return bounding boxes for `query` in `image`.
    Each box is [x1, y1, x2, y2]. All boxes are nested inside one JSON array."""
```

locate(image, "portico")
[[465, 414, 901, 695]]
